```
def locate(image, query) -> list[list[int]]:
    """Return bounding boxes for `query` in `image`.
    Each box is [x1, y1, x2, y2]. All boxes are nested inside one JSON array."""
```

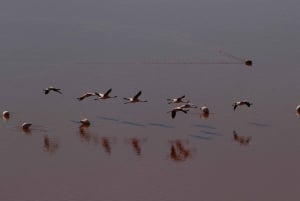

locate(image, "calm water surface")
[[1, 1, 300, 201]]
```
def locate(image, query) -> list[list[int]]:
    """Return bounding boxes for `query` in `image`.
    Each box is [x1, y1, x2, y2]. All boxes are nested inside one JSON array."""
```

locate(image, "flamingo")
[[77, 92, 96, 101], [22, 122, 32, 129], [200, 106, 209, 114], [44, 86, 62, 94], [167, 95, 189, 104], [199, 106, 210, 119], [167, 107, 189, 119], [2, 111, 10, 119], [80, 118, 91, 126], [233, 100, 253, 110], [179, 103, 197, 109], [123, 91, 148, 104], [94, 88, 117, 100]]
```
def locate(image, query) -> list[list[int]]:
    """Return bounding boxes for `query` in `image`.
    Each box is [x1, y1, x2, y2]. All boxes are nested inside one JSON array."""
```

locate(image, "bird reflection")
[[43, 135, 59, 153], [126, 138, 146, 156], [200, 112, 210, 119], [101, 137, 112, 155], [169, 140, 191, 162], [22, 127, 32, 135], [199, 106, 210, 119], [79, 125, 91, 142], [93, 136, 116, 155], [130, 138, 141, 156], [233, 130, 251, 145]]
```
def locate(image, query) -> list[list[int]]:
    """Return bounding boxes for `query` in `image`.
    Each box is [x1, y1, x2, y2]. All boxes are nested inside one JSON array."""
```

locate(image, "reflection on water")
[[92, 136, 116, 155], [169, 139, 192, 162], [2, 116, 9, 122], [130, 138, 141, 156], [79, 125, 91, 142], [22, 127, 32, 135], [100, 137, 112, 155], [127, 138, 143, 156], [43, 135, 59, 153], [200, 112, 210, 119], [233, 130, 251, 146]]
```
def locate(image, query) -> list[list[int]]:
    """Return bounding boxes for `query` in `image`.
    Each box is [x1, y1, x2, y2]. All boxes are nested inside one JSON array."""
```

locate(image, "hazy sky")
[[0, 0, 299, 64]]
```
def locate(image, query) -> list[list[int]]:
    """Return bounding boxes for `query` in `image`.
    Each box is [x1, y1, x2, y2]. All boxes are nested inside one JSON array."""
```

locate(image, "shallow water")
[[1, 1, 300, 201]]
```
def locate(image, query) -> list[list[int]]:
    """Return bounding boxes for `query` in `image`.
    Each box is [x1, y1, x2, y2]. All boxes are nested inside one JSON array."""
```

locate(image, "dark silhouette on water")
[[245, 60, 252, 66], [218, 50, 253, 66]]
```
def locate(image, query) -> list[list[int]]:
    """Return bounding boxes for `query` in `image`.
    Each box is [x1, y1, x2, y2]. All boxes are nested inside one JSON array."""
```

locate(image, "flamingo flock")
[[2, 85, 300, 134]]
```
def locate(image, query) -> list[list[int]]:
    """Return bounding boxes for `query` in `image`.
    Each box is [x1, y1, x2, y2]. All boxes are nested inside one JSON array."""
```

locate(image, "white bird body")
[[168, 107, 189, 119], [44, 86, 62, 94], [80, 118, 90, 126], [22, 122, 32, 129], [123, 91, 148, 104], [77, 92, 96, 101], [167, 95, 189, 104], [95, 88, 117, 100], [200, 106, 209, 114], [179, 103, 197, 109], [233, 100, 253, 110], [2, 111, 10, 119]]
